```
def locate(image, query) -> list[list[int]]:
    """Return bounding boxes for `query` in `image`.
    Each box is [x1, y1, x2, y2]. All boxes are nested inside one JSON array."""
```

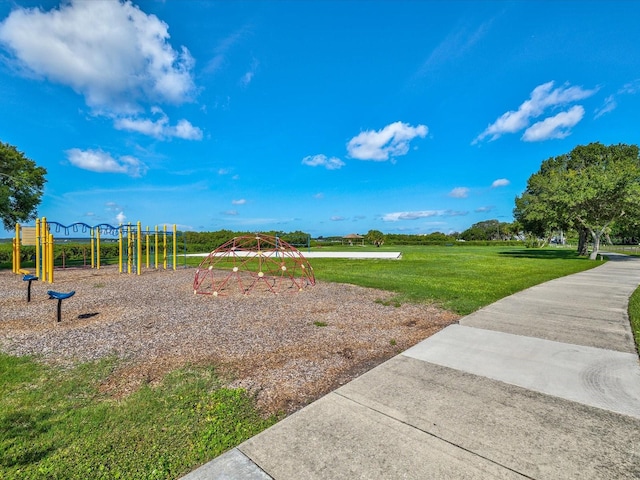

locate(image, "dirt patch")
[[0, 266, 459, 414]]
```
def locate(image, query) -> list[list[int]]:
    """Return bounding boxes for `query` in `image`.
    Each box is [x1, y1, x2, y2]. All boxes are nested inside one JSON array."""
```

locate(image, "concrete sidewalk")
[[182, 253, 640, 479]]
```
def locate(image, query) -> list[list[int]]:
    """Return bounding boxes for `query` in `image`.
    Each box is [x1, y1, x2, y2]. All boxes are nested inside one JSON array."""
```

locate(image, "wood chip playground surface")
[[0, 266, 458, 414]]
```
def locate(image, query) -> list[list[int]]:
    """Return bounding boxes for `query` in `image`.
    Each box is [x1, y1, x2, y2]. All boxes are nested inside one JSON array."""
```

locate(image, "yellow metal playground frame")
[[12, 218, 178, 283]]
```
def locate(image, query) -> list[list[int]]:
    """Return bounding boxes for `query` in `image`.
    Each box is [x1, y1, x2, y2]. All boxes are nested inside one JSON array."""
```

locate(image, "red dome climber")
[[193, 234, 315, 296]]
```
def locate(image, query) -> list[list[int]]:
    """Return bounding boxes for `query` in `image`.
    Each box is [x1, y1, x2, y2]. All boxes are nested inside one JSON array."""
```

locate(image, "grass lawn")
[[0, 356, 277, 480], [311, 245, 600, 315], [0, 245, 611, 479], [628, 287, 640, 355]]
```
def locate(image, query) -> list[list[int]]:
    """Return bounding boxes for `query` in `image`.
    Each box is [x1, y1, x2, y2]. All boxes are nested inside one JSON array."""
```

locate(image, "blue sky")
[[1, 0, 639, 238]]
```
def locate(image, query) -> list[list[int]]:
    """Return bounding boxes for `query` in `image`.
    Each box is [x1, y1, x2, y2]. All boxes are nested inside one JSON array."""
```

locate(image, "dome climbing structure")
[[193, 234, 316, 296]]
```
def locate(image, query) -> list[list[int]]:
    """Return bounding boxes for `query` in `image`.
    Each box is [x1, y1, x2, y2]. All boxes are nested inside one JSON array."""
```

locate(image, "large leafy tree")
[[514, 143, 640, 258], [0, 141, 47, 230]]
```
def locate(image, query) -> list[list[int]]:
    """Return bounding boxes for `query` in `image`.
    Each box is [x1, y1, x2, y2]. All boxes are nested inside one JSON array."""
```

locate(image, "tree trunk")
[[577, 228, 589, 256], [589, 230, 601, 260]]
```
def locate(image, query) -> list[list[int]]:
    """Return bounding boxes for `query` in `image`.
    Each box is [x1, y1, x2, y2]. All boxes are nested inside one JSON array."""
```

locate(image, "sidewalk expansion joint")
[[333, 391, 537, 480]]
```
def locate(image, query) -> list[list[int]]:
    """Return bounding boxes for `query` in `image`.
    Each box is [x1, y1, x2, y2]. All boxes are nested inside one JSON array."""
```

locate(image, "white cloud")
[[240, 71, 254, 86], [449, 187, 469, 198], [473, 81, 596, 143], [522, 105, 584, 142], [232, 199, 246, 205], [114, 109, 203, 140], [413, 20, 492, 80], [347, 121, 428, 161], [115, 211, 126, 224], [491, 178, 510, 188], [330, 216, 345, 221], [172, 119, 203, 140], [382, 210, 467, 221], [301, 154, 345, 170], [66, 148, 147, 177], [240, 58, 259, 87], [222, 210, 238, 216], [203, 24, 252, 75], [105, 201, 123, 211], [594, 95, 617, 119], [594, 80, 640, 119], [475, 206, 493, 213], [314, 193, 324, 199], [619, 79, 640, 95], [0, 0, 197, 114]]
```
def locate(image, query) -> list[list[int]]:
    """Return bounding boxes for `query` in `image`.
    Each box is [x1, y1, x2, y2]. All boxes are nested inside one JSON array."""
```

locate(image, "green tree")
[[365, 229, 385, 246], [0, 141, 47, 230], [460, 220, 509, 241], [279, 230, 311, 246], [515, 143, 640, 258]]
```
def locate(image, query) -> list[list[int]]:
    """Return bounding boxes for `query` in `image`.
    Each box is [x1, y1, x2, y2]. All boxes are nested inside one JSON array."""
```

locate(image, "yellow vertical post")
[[96, 227, 101, 270], [172, 224, 177, 271], [40, 221, 45, 280], [41, 227, 47, 282], [163, 224, 167, 270], [145, 226, 150, 269], [13, 223, 20, 273], [12, 238, 16, 273], [118, 226, 123, 273], [127, 223, 132, 274], [90, 227, 95, 268], [155, 225, 159, 269], [41, 217, 47, 282], [137, 221, 142, 275], [47, 231, 54, 283], [35, 218, 41, 278]]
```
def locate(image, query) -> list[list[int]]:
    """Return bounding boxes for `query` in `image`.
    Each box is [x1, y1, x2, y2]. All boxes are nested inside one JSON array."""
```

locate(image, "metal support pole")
[[137, 221, 142, 275], [155, 225, 159, 269], [118, 225, 123, 273], [13, 223, 20, 274], [173, 224, 177, 271], [90, 227, 95, 268], [96, 228, 101, 269], [163, 225, 167, 270], [146, 226, 150, 269]]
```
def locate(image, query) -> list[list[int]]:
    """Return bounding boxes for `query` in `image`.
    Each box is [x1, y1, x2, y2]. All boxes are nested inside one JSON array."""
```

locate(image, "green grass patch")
[[313, 321, 328, 327], [313, 246, 600, 315], [628, 287, 640, 355], [0, 354, 278, 480], [186, 246, 598, 315], [374, 298, 402, 307]]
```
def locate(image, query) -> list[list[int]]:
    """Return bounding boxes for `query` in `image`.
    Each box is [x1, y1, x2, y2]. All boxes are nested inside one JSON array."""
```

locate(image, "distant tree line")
[[182, 230, 311, 253], [183, 224, 525, 253], [318, 225, 522, 247]]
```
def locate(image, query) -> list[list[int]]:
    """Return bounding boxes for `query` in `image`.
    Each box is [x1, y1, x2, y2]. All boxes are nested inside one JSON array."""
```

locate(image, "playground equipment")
[[193, 234, 316, 296], [116, 222, 178, 274], [12, 218, 180, 283], [23, 274, 38, 302], [47, 290, 76, 322]]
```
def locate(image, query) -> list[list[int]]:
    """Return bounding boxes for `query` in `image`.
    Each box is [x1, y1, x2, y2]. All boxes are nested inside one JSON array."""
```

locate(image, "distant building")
[[342, 233, 364, 246]]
